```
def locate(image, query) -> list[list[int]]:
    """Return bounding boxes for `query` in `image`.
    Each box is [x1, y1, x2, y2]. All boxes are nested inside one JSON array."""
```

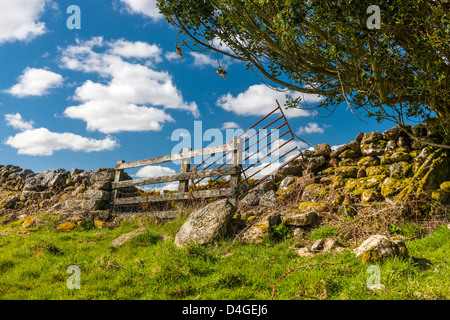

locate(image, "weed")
[[270, 224, 291, 242]]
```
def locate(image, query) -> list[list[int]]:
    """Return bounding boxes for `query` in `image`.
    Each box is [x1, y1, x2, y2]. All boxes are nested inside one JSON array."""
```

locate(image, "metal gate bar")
[[189, 100, 305, 195]]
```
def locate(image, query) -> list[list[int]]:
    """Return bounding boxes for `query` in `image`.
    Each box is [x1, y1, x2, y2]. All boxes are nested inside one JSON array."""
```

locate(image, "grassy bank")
[[0, 213, 448, 300]]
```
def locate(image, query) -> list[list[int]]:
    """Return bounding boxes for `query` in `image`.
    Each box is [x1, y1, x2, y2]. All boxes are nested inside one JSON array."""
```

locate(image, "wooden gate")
[[112, 137, 243, 210]]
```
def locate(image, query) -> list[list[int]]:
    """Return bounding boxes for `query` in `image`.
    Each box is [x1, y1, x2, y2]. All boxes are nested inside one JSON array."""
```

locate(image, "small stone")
[[339, 149, 361, 159], [85, 190, 110, 201], [259, 190, 278, 208], [174, 199, 236, 247], [256, 179, 276, 194], [282, 211, 317, 227], [111, 227, 148, 247], [313, 143, 332, 156], [347, 141, 361, 152], [354, 234, 408, 263], [294, 247, 314, 258], [240, 213, 280, 244], [355, 132, 364, 143], [292, 228, 306, 238], [279, 176, 296, 191], [357, 168, 366, 178], [301, 183, 328, 202], [82, 199, 106, 211], [331, 144, 349, 158], [279, 164, 303, 177], [383, 126, 408, 141], [240, 191, 261, 207], [361, 131, 383, 144], [306, 156, 328, 172], [361, 140, 387, 156], [397, 136, 411, 148], [361, 190, 380, 203], [323, 238, 338, 253], [335, 166, 358, 178], [94, 220, 105, 229], [95, 180, 112, 191], [311, 239, 325, 252], [56, 222, 78, 232]]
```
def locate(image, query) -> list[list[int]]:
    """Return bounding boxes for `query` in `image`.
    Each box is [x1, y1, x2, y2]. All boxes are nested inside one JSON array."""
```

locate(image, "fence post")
[[113, 160, 125, 201], [178, 147, 191, 193], [230, 138, 243, 199]]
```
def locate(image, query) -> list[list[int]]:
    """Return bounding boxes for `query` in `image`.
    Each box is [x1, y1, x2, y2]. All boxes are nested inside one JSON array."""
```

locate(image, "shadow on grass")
[[411, 257, 433, 270]]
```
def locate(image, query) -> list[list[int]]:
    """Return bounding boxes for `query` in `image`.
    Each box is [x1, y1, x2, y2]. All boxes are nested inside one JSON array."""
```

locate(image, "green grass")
[[0, 215, 448, 300]]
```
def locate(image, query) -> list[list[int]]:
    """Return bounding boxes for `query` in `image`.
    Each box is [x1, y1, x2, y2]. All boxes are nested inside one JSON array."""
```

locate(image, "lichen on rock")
[[354, 234, 408, 263]]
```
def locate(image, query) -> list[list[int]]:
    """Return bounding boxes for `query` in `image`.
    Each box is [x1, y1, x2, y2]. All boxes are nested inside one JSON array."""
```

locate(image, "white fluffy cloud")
[[5, 113, 34, 131], [297, 122, 325, 134], [60, 37, 198, 133], [63, 101, 174, 133], [119, 0, 162, 20], [216, 84, 323, 118], [0, 0, 49, 44], [135, 165, 176, 178], [108, 39, 162, 61], [221, 122, 240, 130], [5, 128, 118, 156], [190, 52, 218, 68], [4, 113, 119, 156], [5, 68, 63, 98]]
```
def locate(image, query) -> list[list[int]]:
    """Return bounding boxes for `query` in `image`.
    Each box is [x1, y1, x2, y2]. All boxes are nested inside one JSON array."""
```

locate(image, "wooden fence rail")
[[112, 138, 243, 208]]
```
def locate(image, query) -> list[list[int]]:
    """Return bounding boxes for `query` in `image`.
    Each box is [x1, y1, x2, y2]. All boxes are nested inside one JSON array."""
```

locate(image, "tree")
[[157, 0, 450, 145]]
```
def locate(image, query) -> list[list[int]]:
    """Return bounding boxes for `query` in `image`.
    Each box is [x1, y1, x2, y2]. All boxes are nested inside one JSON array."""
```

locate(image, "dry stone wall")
[[0, 165, 136, 214], [1, 122, 449, 217]]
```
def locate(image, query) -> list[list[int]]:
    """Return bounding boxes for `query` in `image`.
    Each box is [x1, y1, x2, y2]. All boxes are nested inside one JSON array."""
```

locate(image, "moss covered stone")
[[357, 168, 366, 178], [431, 190, 450, 203], [410, 150, 420, 159], [361, 131, 383, 144], [366, 165, 390, 177], [440, 181, 450, 191], [282, 211, 317, 227], [381, 152, 411, 165], [301, 183, 329, 202], [361, 190, 381, 203], [389, 162, 413, 179], [111, 227, 148, 247], [313, 143, 332, 156], [355, 235, 408, 263], [22, 216, 37, 228], [56, 222, 78, 232], [361, 140, 387, 156], [381, 177, 411, 198], [332, 192, 345, 206], [331, 175, 346, 189], [339, 149, 361, 159], [339, 158, 358, 167], [335, 166, 359, 178], [297, 201, 325, 213], [321, 167, 335, 175], [398, 148, 450, 199], [241, 213, 281, 244], [338, 200, 356, 216], [94, 220, 105, 229], [345, 175, 387, 196], [357, 156, 380, 167]]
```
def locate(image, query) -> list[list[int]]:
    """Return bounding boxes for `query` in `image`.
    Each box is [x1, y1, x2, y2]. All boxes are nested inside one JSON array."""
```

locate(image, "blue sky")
[[0, 0, 399, 178]]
